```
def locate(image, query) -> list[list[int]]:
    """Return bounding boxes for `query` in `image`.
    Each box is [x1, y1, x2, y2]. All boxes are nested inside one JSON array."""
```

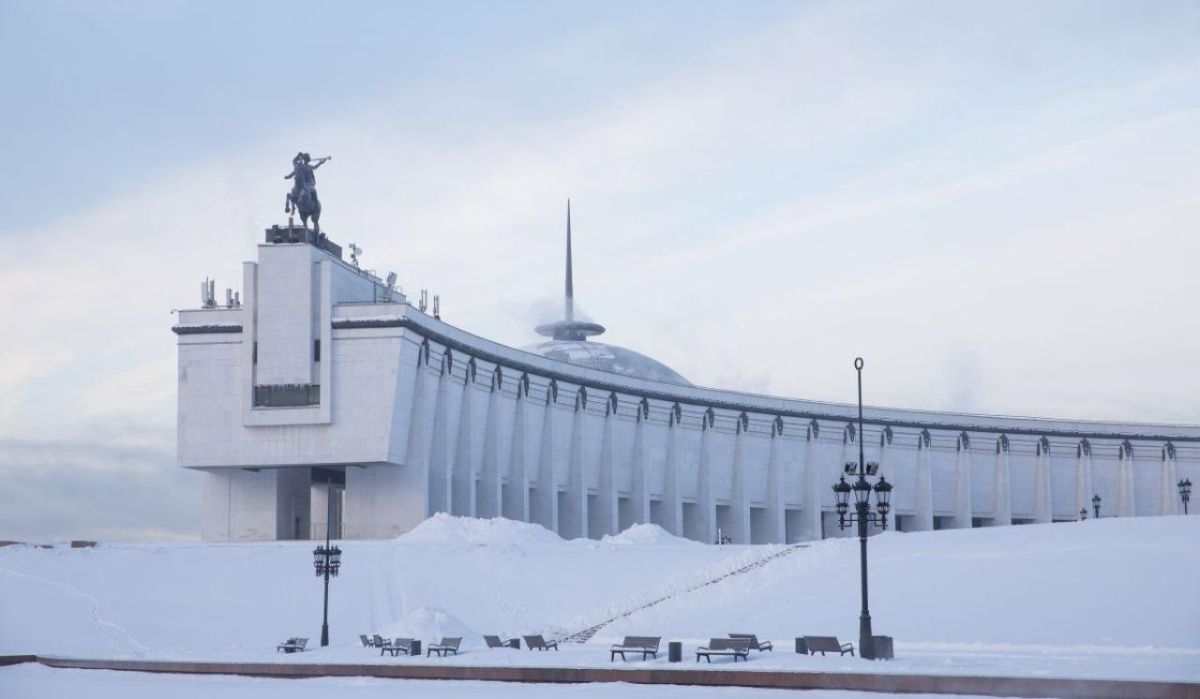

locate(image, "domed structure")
[[523, 339, 691, 386], [524, 201, 690, 386]]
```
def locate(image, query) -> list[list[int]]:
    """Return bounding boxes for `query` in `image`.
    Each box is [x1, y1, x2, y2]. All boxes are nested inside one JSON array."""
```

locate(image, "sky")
[[0, 0, 1198, 541]]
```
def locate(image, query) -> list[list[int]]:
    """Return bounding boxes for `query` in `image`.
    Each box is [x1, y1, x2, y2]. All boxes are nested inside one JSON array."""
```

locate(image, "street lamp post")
[[1092, 494, 1102, 520], [312, 477, 342, 647], [1179, 478, 1192, 515], [830, 357, 892, 661]]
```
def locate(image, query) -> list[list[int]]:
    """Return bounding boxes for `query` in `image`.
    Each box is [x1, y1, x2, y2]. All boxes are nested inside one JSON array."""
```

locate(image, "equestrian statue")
[[284, 152, 330, 234]]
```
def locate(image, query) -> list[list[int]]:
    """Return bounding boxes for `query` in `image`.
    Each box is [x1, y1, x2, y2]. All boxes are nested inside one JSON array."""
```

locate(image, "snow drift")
[[0, 515, 1196, 668], [601, 523, 698, 546], [396, 513, 564, 547]]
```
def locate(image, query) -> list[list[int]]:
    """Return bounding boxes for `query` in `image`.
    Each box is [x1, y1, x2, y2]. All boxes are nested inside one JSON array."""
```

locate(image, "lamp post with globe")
[[830, 358, 892, 661], [312, 477, 342, 647]]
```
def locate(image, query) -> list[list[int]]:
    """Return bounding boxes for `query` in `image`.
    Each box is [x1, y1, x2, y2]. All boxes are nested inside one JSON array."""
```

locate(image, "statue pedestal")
[[264, 224, 342, 259]]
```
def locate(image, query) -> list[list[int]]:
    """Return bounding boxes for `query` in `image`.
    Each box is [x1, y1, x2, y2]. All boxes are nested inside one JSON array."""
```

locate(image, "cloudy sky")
[[1, 0, 1198, 541]]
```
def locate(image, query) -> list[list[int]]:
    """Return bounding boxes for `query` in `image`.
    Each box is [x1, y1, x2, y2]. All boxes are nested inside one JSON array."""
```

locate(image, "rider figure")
[[284, 152, 327, 215]]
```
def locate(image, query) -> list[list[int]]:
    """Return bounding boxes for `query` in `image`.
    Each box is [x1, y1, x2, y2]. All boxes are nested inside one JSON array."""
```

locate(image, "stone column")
[[1075, 440, 1094, 517], [426, 363, 452, 516], [1160, 443, 1178, 516], [503, 384, 530, 522], [990, 436, 1012, 526], [696, 409, 716, 544], [477, 384, 502, 518], [728, 414, 752, 545], [450, 376, 476, 517], [660, 405, 684, 535], [532, 389, 559, 532], [764, 417, 787, 544], [912, 429, 934, 531], [1118, 440, 1136, 517], [1032, 436, 1051, 524], [801, 420, 824, 540], [874, 427, 892, 533], [951, 432, 973, 529], [402, 350, 435, 519], [594, 395, 619, 536], [628, 401, 652, 531], [562, 393, 589, 539]]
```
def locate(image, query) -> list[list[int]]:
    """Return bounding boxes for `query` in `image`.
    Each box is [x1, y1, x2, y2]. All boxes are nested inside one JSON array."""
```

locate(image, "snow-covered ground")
[[0, 664, 1006, 699], [1, 514, 1198, 690]]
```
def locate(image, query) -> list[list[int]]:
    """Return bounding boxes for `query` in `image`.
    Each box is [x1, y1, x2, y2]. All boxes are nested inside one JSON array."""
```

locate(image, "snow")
[[395, 513, 565, 547], [379, 606, 474, 641], [1, 516, 1198, 689], [0, 664, 999, 699], [601, 523, 698, 546]]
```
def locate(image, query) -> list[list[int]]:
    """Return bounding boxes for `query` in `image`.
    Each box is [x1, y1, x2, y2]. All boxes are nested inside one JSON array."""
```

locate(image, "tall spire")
[[565, 199, 574, 322], [534, 200, 605, 342]]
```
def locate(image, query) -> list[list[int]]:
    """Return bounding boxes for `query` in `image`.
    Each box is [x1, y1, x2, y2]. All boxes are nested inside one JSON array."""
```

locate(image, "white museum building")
[[174, 221, 1198, 542]]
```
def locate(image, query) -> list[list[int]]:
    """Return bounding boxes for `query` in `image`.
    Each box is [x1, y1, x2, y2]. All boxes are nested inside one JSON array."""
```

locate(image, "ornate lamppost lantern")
[[1179, 478, 1192, 515], [1092, 494, 1102, 520], [830, 357, 893, 661], [312, 477, 342, 647]]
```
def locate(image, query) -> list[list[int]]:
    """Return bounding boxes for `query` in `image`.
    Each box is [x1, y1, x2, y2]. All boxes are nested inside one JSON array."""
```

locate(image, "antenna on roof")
[[433, 294, 441, 320], [565, 199, 574, 322], [533, 200, 605, 342], [419, 289, 428, 313], [200, 278, 216, 309]]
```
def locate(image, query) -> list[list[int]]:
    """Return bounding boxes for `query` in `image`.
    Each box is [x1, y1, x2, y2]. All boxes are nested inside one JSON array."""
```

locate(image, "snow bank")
[[396, 514, 564, 547], [1, 515, 1196, 673], [601, 523, 698, 546], [382, 607, 475, 641]]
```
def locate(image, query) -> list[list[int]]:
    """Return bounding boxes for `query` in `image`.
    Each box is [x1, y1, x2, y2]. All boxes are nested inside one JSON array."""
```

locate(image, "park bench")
[[804, 635, 854, 656], [427, 637, 462, 657], [729, 633, 773, 651], [380, 637, 415, 656], [610, 636, 661, 661], [275, 637, 308, 653], [360, 634, 374, 647], [695, 637, 750, 662], [523, 635, 559, 651], [484, 635, 520, 649]]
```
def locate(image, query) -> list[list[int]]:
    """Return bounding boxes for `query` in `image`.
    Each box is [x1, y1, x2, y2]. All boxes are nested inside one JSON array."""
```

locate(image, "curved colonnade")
[[338, 304, 1197, 543], [176, 241, 1197, 543]]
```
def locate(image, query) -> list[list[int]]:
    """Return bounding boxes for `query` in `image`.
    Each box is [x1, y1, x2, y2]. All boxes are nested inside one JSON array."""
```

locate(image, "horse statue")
[[285, 152, 330, 235]]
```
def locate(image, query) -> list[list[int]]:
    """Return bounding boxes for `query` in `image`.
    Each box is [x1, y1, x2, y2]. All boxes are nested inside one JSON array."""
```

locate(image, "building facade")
[[175, 226, 1199, 542]]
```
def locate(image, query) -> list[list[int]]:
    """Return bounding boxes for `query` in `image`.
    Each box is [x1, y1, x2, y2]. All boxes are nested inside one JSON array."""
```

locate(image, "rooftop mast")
[[565, 199, 574, 322], [534, 200, 605, 342]]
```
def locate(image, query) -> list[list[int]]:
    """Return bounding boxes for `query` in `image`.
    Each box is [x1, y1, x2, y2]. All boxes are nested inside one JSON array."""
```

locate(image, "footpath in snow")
[[0, 514, 1197, 684]]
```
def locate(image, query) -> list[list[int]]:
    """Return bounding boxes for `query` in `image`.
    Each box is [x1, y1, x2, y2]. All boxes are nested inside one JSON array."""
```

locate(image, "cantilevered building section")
[[174, 220, 1200, 542]]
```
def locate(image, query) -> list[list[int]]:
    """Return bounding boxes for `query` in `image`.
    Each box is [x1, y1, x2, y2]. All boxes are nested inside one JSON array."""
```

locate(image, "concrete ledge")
[[33, 657, 1200, 699], [0, 656, 35, 667]]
